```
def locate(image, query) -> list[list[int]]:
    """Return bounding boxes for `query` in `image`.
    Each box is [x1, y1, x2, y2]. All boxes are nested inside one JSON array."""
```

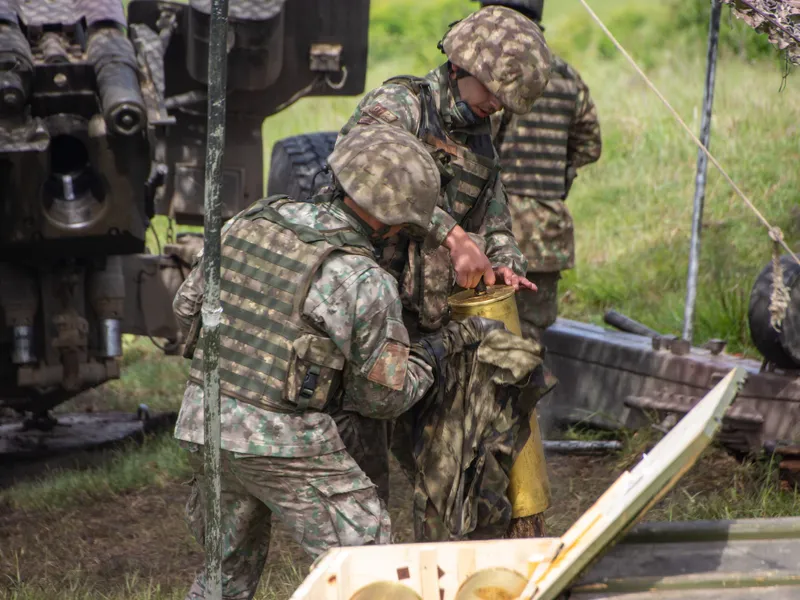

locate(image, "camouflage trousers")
[[517, 271, 562, 343], [181, 443, 390, 600]]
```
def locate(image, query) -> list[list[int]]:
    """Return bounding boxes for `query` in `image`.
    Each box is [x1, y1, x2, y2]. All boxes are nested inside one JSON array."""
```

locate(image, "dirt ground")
[[0, 454, 601, 596], [0, 444, 752, 599]]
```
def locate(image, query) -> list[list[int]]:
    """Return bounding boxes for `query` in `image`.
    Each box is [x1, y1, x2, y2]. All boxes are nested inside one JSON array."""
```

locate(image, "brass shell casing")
[[448, 284, 551, 517]]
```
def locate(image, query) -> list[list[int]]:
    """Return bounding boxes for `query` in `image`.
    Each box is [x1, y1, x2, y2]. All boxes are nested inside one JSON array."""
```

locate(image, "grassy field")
[[2, 0, 800, 598]]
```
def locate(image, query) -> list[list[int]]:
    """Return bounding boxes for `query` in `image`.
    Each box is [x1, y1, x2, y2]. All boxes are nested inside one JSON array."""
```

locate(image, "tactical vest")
[[384, 74, 500, 233], [495, 63, 579, 200], [189, 196, 373, 413], [375, 75, 502, 333]]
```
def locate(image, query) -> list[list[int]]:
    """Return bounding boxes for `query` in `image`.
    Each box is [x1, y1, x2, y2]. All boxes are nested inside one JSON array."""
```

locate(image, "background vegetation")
[[3, 0, 799, 598]]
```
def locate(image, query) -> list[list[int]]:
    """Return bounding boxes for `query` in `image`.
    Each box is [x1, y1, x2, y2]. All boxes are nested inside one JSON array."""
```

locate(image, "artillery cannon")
[[0, 0, 370, 438]]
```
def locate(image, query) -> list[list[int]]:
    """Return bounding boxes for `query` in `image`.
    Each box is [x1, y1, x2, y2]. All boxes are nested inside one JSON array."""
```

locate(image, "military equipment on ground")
[[292, 369, 800, 600], [0, 0, 370, 440], [538, 313, 800, 460]]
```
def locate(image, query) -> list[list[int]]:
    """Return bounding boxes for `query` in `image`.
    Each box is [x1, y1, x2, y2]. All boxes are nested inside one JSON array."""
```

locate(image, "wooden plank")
[[288, 538, 563, 599], [523, 368, 746, 600], [289, 368, 746, 600]]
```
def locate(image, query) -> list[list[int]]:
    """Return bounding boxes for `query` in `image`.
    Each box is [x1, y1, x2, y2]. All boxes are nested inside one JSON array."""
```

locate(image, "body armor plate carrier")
[[189, 196, 373, 413]]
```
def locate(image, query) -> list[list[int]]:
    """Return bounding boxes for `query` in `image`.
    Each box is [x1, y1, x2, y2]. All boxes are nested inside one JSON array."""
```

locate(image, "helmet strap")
[[336, 197, 393, 241], [447, 66, 483, 128]]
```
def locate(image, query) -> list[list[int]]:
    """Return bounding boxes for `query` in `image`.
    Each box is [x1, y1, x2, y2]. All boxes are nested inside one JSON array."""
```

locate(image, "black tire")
[[748, 254, 800, 369], [267, 132, 339, 201]]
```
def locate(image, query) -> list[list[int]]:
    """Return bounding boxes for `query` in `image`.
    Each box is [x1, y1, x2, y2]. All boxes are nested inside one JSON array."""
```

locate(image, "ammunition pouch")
[[284, 333, 345, 412], [400, 241, 454, 333]]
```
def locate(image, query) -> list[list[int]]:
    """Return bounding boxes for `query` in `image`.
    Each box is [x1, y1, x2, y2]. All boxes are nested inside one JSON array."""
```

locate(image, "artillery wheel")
[[748, 254, 800, 369], [267, 131, 338, 201]]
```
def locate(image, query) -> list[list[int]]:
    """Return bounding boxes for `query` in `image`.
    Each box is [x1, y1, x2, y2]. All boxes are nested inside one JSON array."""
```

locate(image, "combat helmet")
[[439, 5, 551, 114], [477, 0, 544, 23], [327, 124, 440, 236]]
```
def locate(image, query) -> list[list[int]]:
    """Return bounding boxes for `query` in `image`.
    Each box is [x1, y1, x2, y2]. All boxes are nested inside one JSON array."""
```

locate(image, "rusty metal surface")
[[16, 0, 127, 27], [119, 254, 182, 341], [570, 517, 800, 598], [538, 318, 800, 454], [0, 0, 370, 429]]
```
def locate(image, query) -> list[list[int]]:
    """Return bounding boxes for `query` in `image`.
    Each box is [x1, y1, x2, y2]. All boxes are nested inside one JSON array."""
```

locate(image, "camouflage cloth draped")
[[722, 0, 800, 65], [396, 328, 553, 542]]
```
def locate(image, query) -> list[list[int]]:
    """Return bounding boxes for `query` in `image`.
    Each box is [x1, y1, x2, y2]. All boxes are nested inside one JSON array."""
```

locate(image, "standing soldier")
[[172, 125, 504, 599], [336, 5, 555, 538], [482, 0, 603, 342]]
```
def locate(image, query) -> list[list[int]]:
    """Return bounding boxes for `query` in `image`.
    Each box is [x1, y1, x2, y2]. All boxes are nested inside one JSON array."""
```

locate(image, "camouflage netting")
[[190, 0, 286, 21], [721, 0, 800, 65]]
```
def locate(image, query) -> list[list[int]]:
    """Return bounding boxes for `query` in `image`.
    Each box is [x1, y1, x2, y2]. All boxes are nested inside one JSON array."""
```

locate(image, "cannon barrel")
[[87, 28, 147, 136], [0, 22, 33, 114], [604, 310, 663, 338], [96, 64, 147, 135]]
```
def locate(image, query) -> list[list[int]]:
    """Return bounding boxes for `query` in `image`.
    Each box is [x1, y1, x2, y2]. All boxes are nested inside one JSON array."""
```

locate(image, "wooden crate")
[[291, 368, 745, 600]]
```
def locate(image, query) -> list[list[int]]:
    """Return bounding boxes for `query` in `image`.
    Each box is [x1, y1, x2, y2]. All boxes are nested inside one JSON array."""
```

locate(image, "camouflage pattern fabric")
[[173, 198, 434, 457], [0, 21, 32, 70], [722, 0, 800, 65], [0, 0, 18, 21], [440, 5, 552, 115], [190, 0, 286, 21], [339, 64, 528, 276], [175, 382, 346, 457], [493, 56, 602, 200], [508, 195, 576, 273], [331, 412, 392, 503], [87, 27, 140, 73], [16, 0, 126, 27], [493, 55, 601, 273], [399, 240, 456, 332], [517, 271, 561, 343], [129, 24, 166, 97], [327, 123, 440, 233], [477, 0, 544, 21], [396, 327, 553, 541], [181, 442, 390, 600], [187, 197, 375, 413]]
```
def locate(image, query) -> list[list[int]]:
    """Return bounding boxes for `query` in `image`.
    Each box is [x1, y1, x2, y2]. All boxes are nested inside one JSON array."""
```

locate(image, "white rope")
[[577, 0, 800, 269]]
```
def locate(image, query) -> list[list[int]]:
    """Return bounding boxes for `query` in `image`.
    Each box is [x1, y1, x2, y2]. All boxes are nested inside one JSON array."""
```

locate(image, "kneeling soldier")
[[173, 125, 464, 599]]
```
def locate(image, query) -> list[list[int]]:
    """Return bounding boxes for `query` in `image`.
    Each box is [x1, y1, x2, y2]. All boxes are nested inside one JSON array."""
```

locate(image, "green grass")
[[660, 455, 800, 522], [0, 433, 191, 513], [557, 49, 799, 354], [1, 564, 304, 600]]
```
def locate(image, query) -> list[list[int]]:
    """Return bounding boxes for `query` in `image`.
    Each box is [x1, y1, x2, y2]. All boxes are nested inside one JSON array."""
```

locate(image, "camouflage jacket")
[[492, 54, 601, 273], [173, 199, 434, 457], [339, 64, 528, 277], [392, 327, 553, 541]]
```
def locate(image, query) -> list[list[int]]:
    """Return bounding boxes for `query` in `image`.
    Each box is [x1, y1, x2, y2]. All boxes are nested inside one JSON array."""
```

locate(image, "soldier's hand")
[[444, 226, 495, 289], [494, 267, 538, 292]]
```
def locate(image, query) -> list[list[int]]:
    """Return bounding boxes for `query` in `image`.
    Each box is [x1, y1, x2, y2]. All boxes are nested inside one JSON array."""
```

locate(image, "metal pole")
[[682, 0, 722, 343], [202, 0, 229, 594]]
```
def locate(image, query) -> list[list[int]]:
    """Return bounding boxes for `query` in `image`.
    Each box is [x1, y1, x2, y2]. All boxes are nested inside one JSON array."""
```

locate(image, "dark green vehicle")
[[0, 0, 370, 429]]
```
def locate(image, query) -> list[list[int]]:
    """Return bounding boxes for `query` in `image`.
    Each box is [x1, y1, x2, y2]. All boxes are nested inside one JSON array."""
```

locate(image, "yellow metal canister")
[[448, 284, 552, 518]]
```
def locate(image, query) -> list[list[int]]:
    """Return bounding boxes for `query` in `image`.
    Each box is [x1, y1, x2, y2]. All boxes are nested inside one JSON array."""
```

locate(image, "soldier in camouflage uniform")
[[482, 0, 603, 341], [333, 5, 555, 538], [338, 5, 552, 303], [172, 125, 504, 600]]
